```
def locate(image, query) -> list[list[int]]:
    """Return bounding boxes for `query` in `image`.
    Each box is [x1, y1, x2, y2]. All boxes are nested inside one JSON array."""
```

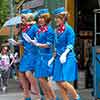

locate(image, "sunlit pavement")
[[0, 89, 94, 100], [0, 71, 94, 100], [0, 80, 94, 100]]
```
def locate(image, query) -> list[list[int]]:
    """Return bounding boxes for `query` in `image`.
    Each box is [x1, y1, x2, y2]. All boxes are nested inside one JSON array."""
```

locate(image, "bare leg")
[[39, 78, 50, 100], [25, 71, 40, 95], [39, 78, 56, 100], [18, 72, 30, 99], [48, 80, 56, 100], [58, 81, 78, 99], [57, 82, 69, 100]]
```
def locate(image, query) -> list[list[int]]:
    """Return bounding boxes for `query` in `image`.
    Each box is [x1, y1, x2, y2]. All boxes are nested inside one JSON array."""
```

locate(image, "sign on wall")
[[22, 0, 44, 9]]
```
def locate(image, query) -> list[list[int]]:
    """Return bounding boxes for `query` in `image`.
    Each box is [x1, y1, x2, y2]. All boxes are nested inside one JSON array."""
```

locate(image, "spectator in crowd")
[[0, 46, 15, 93]]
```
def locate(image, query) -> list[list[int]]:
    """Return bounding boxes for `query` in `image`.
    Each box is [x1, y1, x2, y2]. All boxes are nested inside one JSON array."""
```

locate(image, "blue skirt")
[[53, 55, 78, 82], [35, 54, 53, 78], [19, 52, 37, 73]]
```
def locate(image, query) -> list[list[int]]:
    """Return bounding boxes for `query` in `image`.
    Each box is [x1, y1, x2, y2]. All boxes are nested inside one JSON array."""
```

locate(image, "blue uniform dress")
[[53, 23, 78, 82], [35, 25, 54, 78], [19, 24, 38, 73]]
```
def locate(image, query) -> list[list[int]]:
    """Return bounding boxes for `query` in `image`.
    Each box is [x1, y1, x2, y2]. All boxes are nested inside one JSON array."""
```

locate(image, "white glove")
[[60, 48, 70, 64], [8, 38, 17, 45], [60, 52, 67, 64], [22, 33, 32, 43], [48, 57, 55, 66], [31, 38, 39, 46], [23, 33, 38, 46]]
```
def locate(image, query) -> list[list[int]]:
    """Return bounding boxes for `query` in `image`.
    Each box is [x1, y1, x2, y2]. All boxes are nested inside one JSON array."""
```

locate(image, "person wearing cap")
[[9, 9, 40, 100], [29, 9, 56, 100], [50, 7, 80, 100]]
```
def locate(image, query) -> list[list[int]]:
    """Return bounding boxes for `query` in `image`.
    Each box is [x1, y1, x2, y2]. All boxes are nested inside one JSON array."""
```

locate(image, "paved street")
[[0, 0, 99, 100], [0, 89, 94, 100], [0, 72, 94, 100]]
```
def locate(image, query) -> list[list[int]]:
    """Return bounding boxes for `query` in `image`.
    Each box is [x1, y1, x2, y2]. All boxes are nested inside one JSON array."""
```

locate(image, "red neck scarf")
[[56, 24, 65, 34], [22, 24, 31, 32], [37, 25, 48, 34]]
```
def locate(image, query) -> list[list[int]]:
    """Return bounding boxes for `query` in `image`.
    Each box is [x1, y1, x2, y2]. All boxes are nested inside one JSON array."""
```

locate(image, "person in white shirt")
[[0, 46, 15, 93]]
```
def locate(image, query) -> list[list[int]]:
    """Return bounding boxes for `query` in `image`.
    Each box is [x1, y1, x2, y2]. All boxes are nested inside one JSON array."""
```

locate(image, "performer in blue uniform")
[[9, 9, 40, 100], [30, 9, 56, 100], [51, 7, 80, 100]]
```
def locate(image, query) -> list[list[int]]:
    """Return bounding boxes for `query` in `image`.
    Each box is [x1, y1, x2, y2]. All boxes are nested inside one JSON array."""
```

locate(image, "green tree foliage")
[[0, 0, 9, 27]]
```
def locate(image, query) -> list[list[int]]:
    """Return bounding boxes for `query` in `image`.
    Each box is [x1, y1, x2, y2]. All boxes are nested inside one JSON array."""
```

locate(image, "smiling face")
[[21, 15, 27, 25], [55, 17, 64, 26], [2, 47, 8, 54], [55, 14, 68, 26], [38, 16, 46, 26]]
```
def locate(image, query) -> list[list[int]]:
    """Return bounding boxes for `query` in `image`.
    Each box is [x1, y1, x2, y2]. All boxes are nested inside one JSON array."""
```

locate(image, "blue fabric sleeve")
[[26, 24, 38, 39], [66, 25, 75, 50], [46, 25, 54, 48]]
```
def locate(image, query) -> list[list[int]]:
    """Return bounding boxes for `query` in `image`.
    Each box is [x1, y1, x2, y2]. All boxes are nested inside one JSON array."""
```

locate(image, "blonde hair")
[[56, 13, 68, 22], [39, 14, 51, 24], [21, 13, 36, 24]]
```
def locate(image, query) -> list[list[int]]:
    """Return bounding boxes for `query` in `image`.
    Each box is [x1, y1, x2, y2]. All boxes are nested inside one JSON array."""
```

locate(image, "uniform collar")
[[56, 23, 65, 34], [22, 24, 31, 32], [37, 24, 48, 34]]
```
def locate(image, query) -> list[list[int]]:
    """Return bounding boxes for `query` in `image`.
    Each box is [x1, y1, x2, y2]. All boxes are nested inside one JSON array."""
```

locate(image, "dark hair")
[[1, 46, 9, 52]]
